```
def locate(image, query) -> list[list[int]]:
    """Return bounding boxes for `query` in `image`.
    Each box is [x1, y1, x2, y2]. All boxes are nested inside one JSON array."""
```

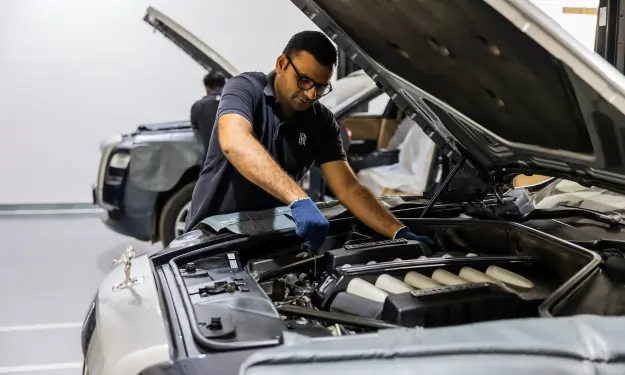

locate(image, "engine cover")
[[323, 239, 432, 273], [315, 252, 548, 328], [381, 282, 538, 328]]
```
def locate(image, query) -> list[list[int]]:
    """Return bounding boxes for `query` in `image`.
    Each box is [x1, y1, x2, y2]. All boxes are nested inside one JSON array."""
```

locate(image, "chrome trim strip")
[[96, 142, 119, 208]]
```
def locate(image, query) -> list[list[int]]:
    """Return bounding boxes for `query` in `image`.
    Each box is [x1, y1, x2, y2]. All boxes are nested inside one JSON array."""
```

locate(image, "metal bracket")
[[112, 246, 144, 292]]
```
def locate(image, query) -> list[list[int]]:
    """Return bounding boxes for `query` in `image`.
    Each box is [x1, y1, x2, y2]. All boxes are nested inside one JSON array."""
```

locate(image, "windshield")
[[532, 179, 625, 213], [319, 70, 378, 113]]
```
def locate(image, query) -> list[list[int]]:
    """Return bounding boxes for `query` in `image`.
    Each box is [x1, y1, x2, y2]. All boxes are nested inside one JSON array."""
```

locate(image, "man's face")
[[275, 51, 334, 113]]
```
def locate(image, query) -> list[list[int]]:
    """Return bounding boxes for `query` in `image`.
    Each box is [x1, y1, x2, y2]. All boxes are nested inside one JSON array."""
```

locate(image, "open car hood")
[[144, 6, 239, 78], [290, 0, 625, 194]]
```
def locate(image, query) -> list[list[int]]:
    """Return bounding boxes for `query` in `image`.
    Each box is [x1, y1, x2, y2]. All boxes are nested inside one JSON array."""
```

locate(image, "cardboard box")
[[377, 120, 399, 149], [343, 116, 381, 140], [381, 188, 419, 196], [513, 174, 551, 187]]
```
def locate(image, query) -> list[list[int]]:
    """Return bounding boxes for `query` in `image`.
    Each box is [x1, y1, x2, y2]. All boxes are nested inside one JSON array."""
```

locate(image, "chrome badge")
[[112, 245, 143, 292]]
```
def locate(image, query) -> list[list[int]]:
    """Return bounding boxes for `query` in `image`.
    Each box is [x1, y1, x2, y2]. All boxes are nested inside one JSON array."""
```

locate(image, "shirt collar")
[[264, 70, 316, 119], [204, 87, 223, 98], [264, 70, 277, 97], [207, 87, 222, 97]]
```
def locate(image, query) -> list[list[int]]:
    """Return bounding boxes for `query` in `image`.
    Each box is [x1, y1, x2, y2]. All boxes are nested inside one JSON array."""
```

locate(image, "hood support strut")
[[420, 155, 468, 218]]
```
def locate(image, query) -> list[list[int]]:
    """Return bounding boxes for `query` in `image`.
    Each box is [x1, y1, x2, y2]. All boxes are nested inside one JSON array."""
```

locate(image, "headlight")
[[109, 152, 130, 169]]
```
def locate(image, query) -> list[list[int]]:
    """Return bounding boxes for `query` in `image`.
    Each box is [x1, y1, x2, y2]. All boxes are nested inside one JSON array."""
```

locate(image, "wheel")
[[159, 182, 195, 247]]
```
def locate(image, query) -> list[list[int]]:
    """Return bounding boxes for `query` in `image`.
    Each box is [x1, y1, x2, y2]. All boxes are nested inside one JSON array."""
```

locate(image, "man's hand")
[[393, 227, 434, 255], [218, 113, 308, 204], [289, 198, 329, 253]]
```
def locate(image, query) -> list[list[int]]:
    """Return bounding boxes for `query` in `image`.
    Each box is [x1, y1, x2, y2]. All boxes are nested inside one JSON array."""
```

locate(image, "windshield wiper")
[[465, 204, 625, 227], [508, 205, 625, 227]]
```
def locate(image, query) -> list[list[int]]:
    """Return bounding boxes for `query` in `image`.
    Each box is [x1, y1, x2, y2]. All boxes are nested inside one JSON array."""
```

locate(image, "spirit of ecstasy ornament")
[[112, 245, 143, 292]]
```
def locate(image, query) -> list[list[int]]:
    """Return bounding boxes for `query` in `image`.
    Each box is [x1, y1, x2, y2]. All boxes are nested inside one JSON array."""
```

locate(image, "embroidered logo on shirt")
[[299, 133, 307, 146]]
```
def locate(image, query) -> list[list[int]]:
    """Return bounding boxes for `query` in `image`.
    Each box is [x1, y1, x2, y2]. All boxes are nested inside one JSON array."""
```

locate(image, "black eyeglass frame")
[[286, 55, 333, 97]]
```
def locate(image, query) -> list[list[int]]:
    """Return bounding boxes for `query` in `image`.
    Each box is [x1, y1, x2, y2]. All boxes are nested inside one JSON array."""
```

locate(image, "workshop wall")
[[531, 0, 600, 50], [0, 0, 603, 204], [0, 0, 319, 204]]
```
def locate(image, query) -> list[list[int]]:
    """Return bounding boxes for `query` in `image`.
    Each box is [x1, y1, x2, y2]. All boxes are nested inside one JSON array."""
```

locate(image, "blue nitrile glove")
[[289, 197, 329, 254], [394, 226, 435, 255]]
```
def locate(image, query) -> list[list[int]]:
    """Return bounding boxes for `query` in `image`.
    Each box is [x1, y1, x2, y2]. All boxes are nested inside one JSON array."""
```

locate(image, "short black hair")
[[203, 72, 226, 89], [282, 30, 337, 67]]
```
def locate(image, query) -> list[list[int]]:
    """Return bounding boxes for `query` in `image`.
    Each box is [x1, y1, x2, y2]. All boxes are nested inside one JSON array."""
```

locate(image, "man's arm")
[[215, 75, 328, 252], [215, 75, 308, 204], [321, 160, 404, 238], [315, 111, 404, 239], [218, 114, 308, 204]]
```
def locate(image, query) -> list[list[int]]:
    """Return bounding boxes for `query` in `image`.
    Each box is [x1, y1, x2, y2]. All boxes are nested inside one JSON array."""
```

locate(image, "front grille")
[[81, 298, 97, 356]]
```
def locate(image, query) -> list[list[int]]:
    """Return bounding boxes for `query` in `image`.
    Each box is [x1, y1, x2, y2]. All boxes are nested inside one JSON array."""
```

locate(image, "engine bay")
[[169, 219, 620, 349]]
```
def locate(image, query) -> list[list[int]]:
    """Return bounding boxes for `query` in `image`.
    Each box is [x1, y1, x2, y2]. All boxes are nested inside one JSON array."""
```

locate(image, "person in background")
[[190, 72, 226, 156], [185, 31, 432, 254]]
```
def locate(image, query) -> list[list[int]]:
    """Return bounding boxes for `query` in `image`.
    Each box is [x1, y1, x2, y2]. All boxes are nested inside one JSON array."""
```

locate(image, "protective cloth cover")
[[128, 132, 204, 192], [193, 196, 413, 236], [239, 315, 625, 375], [357, 118, 437, 196]]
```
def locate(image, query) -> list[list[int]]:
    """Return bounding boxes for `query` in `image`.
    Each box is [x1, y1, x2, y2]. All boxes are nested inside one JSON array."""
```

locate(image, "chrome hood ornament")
[[112, 246, 143, 292]]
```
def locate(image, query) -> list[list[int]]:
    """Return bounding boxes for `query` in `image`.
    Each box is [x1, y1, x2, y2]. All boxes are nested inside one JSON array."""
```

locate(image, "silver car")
[[82, 1, 625, 374]]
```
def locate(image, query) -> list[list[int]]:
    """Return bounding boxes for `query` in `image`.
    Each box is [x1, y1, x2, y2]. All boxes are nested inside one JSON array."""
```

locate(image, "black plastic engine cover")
[[329, 291, 384, 319], [382, 282, 539, 328], [323, 239, 432, 272]]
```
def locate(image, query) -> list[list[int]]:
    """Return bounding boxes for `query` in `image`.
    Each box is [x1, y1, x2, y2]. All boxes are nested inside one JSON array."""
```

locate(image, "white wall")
[[0, 0, 603, 204], [530, 0, 600, 50], [0, 0, 319, 204]]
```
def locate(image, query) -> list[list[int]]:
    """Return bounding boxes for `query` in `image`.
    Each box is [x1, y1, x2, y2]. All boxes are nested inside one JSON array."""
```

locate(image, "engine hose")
[[276, 304, 400, 330]]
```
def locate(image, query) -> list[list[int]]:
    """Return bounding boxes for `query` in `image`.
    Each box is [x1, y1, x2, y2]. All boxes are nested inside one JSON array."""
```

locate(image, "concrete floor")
[[0, 211, 160, 375]]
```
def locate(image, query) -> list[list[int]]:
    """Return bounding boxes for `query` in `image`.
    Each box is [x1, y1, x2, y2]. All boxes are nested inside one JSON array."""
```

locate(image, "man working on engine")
[[190, 72, 226, 156], [185, 31, 430, 253]]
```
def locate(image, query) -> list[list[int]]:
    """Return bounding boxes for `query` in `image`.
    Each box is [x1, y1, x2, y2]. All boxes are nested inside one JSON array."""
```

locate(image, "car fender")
[[128, 138, 203, 192], [85, 254, 172, 375]]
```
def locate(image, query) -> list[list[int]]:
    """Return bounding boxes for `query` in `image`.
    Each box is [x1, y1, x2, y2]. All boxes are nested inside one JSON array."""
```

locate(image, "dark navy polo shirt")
[[190, 87, 222, 156], [184, 71, 346, 232]]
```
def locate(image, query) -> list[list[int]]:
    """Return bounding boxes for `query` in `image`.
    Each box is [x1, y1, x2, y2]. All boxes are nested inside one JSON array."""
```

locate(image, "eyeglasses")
[[286, 56, 333, 97]]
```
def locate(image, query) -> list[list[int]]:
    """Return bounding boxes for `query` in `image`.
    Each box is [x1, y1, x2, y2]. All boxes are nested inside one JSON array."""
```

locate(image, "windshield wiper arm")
[[502, 205, 625, 227]]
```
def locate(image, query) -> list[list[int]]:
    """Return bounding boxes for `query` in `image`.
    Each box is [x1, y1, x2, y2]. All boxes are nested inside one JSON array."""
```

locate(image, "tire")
[[159, 182, 195, 247]]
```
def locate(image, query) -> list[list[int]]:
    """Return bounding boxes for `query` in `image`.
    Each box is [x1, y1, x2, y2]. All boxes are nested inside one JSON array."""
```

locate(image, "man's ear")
[[276, 54, 288, 73]]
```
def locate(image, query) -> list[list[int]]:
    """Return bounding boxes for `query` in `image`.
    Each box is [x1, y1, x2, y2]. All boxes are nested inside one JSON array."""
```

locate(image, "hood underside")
[[291, 0, 625, 193], [144, 6, 239, 78]]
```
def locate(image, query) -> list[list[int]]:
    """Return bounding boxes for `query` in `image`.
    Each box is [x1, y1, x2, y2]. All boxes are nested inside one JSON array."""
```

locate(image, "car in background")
[[93, 7, 439, 247], [82, 1, 625, 374]]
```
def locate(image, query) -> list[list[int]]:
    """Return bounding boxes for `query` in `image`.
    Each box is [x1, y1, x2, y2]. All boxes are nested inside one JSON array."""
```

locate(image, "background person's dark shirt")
[[190, 87, 222, 155], [184, 71, 346, 232]]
